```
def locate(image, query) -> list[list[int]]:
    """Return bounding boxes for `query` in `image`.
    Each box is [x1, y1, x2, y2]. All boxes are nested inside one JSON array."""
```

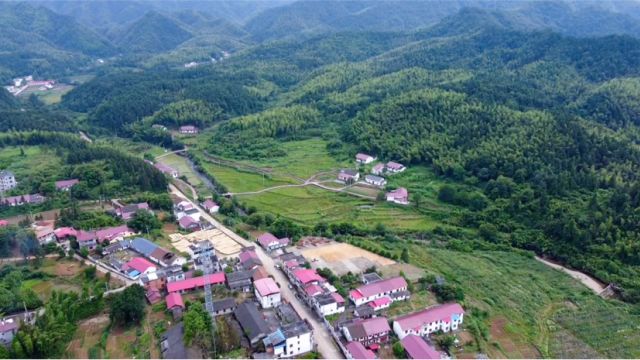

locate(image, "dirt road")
[[169, 184, 343, 359], [535, 256, 606, 294]]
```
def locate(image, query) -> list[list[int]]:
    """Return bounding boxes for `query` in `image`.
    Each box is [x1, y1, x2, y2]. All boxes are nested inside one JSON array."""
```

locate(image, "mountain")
[[244, 0, 640, 42], [114, 11, 193, 54]]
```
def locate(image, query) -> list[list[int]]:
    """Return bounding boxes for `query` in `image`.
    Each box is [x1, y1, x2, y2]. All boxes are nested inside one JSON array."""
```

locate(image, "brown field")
[[299, 241, 395, 275], [169, 228, 242, 257]]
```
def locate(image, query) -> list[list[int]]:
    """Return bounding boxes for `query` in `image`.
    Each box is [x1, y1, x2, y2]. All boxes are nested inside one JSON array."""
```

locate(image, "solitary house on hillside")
[[55, 179, 79, 191], [386, 187, 409, 205], [154, 163, 179, 178], [356, 153, 376, 164], [0, 170, 17, 192], [338, 169, 360, 183], [179, 125, 199, 134]]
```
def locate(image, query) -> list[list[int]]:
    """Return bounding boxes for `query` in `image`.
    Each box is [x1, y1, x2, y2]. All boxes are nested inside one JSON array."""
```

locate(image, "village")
[[0, 148, 470, 360]]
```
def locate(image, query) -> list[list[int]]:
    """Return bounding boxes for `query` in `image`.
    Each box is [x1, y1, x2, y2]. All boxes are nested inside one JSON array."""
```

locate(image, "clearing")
[[169, 228, 242, 257], [295, 240, 395, 276]]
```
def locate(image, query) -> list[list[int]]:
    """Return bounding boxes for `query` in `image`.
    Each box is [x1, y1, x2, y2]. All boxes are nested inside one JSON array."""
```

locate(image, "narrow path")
[[154, 148, 187, 160], [535, 256, 606, 294], [78, 131, 92, 143], [168, 184, 343, 359]]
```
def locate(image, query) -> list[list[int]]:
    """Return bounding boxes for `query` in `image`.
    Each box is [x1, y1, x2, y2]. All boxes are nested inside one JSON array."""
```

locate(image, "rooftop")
[[166, 273, 226, 293], [234, 302, 270, 340], [394, 303, 464, 332], [255, 277, 280, 296], [345, 317, 390, 339], [293, 269, 324, 285], [345, 341, 375, 359], [166, 292, 185, 310], [352, 276, 407, 298], [401, 335, 442, 359]]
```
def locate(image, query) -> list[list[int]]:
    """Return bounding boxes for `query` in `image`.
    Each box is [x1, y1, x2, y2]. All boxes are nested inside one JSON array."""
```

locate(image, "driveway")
[[169, 184, 343, 359]]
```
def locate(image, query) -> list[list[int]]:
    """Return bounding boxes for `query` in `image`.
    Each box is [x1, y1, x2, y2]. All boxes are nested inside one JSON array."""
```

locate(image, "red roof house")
[[178, 216, 200, 231], [167, 273, 226, 293], [371, 163, 385, 175], [369, 296, 392, 311], [356, 153, 376, 164], [386, 161, 406, 173], [123, 257, 156, 274], [254, 277, 280, 297], [343, 317, 391, 346], [0, 220, 8, 227], [293, 269, 325, 285], [345, 341, 376, 359], [401, 335, 443, 359], [257, 232, 290, 251], [349, 276, 408, 306], [179, 125, 199, 134], [386, 187, 409, 205], [166, 292, 185, 310], [145, 287, 162, 304], [55, 179, 79, 191], [304, 283, 324, 298], [201, 199, 219, 213], [54, 227, 77, 239], [393, 303, 465, 338]]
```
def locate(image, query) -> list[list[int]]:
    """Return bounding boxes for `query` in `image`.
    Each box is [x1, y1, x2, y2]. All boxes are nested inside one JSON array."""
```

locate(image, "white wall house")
[[282, 321, 314, 358], [393, 303, 464, 339], [255, 277, 281, 309]]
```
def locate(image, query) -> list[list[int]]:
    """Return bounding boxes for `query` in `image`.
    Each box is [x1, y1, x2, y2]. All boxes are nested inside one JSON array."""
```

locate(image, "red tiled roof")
[[76, 225, 134, 243], [257, 232, 278, 246], [293, 269, 324, 284], [167, 273, 226, 293], [387, 187, 408, 198], [369, 296, 392, 308], [347, 317, 390, 338], [55, 179, 79, 190], [202, 199, 218, 209], [395, 303, 464, 332], [254, 277, 279, 296], [54, 227, 77, 238], [304, 283, 323, 297], [401, 335, 442, 359], [239, 248, 259, 263], [345, 341, 375, 359], [352, 276, 407, 298], [386, 161, 405, 170], [124, 257, 155, 273], [179, 216, 197, 228], [331, 292, 345, 303], [356, 153, 373, 161], [166, 292, 185, 309], [0, 220, 8, 227]]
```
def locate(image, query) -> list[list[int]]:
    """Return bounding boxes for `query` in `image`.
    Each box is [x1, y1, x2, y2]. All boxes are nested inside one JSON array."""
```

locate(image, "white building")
[[364, 174, 387, 187], [393, 303, 465, 339], [313, 292, 345, 317], [255, 277, 281, 309], [282, 321, 314, 358], [0, 318, 18, 345], [0, 170, 17, 192], [356, 153, 376, 164]]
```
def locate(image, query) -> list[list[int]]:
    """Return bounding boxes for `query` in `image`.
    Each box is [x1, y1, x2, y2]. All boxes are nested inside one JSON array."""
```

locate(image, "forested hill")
[[114, 11, 193, 54]]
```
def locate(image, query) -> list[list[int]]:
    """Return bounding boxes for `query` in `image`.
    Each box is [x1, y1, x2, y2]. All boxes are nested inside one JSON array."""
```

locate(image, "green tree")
[[127, 210, 161, 233], [183, 302, 213, 352], [109, 284, 146, 326], [392, 341, 405, 358]]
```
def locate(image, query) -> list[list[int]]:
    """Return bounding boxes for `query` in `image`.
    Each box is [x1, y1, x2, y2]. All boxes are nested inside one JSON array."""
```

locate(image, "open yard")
[[296, 241, 395, 276], [169, 228, 242, 257]]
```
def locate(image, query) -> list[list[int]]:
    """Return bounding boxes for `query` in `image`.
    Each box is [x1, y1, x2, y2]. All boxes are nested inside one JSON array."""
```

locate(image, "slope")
[[114, 11, 193, 53]]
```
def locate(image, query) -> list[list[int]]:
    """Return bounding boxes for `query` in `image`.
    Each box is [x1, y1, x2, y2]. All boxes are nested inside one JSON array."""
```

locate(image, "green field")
[[237, 185, 441, 230], [0, 146, 63, 191], [403, 246, 640, 359], [156, 153, 205, 190], [200, 160, 295, 193]]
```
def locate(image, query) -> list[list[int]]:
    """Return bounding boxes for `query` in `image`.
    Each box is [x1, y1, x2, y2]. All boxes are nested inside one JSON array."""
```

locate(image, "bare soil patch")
[[298, 241, 395, 276]]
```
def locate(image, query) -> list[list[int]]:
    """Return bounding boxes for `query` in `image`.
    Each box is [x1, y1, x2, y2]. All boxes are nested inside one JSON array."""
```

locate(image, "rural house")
[[212, 298, 236, 316], [3, 194, 46, 206], [178, 216, 200, 231], [371, 163, 385, 176], [338, 169, 360, 183], [364, 174, 387, 187], [239, 247, 263, 270], [281, 320, 314, 357], [356, 153, 376, 164], [257, 232, 290, 252], [115, 202, 151, 221], [55, 179, 79, 191], [345, 341, 376, 360], [122, 257, 157, 278], [0, 170, 17, 192], [0, 318, 19, 346], [386, 161, 406, 173], [227, 270, 253, 292], [201, 199, 219, 213], [386, 187, 409, 205], [401, 334, 444, 359], [154, 163, 179, 178], [166, 273, 226, 293], [166, 292, 185, 320], [292, 269, 325, 287], [179, 125, 199, 134], [349, 276, 409, 306], [234, 302, 271, 346], [313, 292, 345, 317], [393, 303, 465, 339], [255, 277, 281, 309], [342, 317, 391, 346]]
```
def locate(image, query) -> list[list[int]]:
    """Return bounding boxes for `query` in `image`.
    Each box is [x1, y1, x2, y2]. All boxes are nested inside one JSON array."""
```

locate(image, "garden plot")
[[298, 241, 395, 276]]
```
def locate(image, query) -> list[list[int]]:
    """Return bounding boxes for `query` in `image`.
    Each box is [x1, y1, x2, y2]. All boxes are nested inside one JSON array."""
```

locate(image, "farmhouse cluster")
[[335, 153, 410, 205]]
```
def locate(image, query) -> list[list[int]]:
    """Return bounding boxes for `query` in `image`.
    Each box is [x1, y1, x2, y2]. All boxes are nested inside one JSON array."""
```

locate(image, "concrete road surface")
[[169, 184, 344, 359]]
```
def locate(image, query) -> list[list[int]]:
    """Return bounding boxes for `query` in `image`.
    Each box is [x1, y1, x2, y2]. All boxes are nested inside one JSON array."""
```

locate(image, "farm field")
[[236, 185, 442, 231], [199, 159, 295, 193], [0, 146, 62, 185], [22, 85, 74, 105], [157, 153, 205, 191], [405, 246, 640, 359]]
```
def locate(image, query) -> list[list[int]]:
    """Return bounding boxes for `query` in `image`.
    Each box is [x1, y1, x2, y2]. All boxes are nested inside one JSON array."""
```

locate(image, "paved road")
[[169, 184, 343, 359]]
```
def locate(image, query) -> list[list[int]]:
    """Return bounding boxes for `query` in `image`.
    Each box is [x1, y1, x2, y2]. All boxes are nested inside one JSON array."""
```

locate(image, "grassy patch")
[[200, 161, 294, 193], [405, 245, 640, 358]]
